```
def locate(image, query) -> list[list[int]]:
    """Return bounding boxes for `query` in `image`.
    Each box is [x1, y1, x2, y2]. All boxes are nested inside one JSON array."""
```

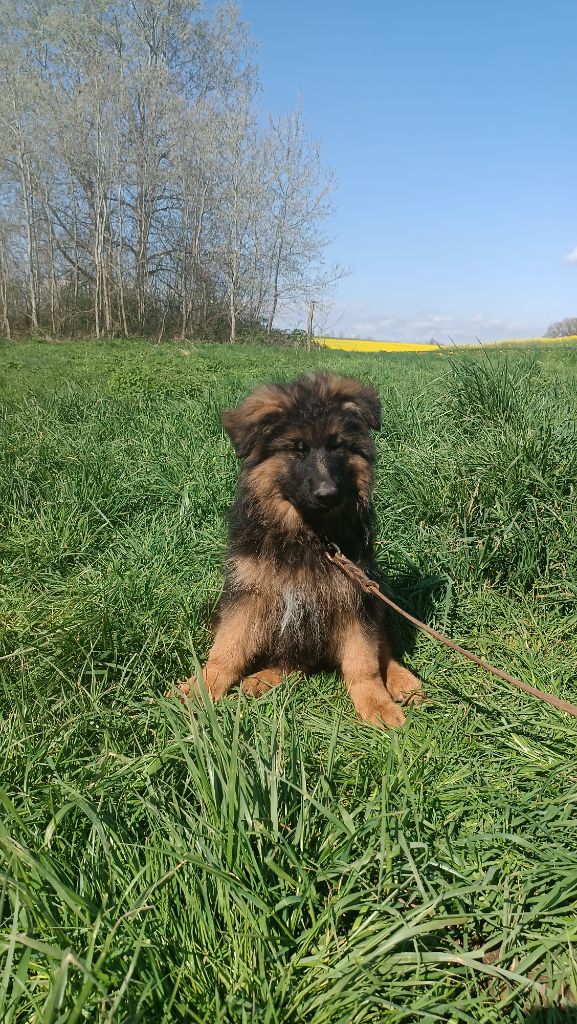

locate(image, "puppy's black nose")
[[313, 482, 339, 506]]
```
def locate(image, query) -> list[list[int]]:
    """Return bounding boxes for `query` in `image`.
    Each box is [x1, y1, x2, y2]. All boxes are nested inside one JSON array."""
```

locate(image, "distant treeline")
[[0, 1, 338, 342]]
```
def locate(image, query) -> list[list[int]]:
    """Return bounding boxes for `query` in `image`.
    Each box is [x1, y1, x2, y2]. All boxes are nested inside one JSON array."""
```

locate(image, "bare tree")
[[0, 0, 338, 342], [264, 107, 336, 335]]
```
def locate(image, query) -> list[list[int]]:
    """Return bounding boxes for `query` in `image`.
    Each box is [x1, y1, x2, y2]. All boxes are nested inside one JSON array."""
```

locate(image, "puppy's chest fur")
[[226, 554, 360, 664]]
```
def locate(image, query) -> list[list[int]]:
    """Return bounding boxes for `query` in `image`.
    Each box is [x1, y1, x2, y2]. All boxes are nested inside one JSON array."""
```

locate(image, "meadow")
[[1, 337, 577, 1023]]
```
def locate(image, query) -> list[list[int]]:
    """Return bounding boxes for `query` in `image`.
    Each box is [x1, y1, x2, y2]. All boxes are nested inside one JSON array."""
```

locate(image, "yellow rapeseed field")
[[316, 338, 437, 353], [316, 335, 577, 353]]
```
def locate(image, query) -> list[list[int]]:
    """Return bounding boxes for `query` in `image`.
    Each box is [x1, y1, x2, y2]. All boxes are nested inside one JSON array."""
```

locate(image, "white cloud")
[[564, 247, 577, 264], [317, 302, 542, 346]]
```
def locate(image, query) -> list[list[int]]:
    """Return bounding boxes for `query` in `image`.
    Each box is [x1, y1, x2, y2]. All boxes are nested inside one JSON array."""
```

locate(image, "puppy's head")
[[222, 373, 381, 517]]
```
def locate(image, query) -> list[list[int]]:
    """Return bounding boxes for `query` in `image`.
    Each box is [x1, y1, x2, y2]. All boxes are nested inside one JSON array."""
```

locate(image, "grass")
[[1, 337, 577, 1022]]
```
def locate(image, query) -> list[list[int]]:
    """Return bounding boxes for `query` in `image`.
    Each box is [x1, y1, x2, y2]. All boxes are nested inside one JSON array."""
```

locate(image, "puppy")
[[181, 372, 422, 727]]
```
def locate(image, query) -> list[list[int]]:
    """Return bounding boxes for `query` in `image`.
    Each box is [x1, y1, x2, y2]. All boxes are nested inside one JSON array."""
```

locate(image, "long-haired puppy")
[[180, 372, 422, 727]]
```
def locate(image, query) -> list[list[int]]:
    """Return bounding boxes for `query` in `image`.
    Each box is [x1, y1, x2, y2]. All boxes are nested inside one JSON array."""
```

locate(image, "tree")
[[545, 317, 577, 338], [0, 0, 337, 342]]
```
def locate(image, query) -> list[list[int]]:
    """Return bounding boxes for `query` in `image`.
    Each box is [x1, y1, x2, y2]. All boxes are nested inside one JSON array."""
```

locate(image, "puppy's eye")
[[327, 437, 344, 451], [293, 440, 309, 454]]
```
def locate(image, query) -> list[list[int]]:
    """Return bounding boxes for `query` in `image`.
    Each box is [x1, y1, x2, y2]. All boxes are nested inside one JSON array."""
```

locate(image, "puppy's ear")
[[341, 381, 381, 431], [221, 385, 287, 458]]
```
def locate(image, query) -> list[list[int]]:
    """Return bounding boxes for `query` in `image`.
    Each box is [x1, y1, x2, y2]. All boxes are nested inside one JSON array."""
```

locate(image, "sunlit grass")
[[1, 338, 577, 1021]]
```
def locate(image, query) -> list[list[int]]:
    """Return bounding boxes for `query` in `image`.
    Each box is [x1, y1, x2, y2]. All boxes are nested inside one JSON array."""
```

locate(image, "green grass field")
[[1, 338, 577, 1023]]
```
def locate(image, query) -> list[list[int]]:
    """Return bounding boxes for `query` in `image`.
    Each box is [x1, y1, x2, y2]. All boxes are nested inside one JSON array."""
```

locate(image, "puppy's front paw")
[[241, 667, 286, 697], [167, 673, 227, 703], [166, 676, 200, 703], [385, 664, 424, 705], [356, 691, 406, 729]]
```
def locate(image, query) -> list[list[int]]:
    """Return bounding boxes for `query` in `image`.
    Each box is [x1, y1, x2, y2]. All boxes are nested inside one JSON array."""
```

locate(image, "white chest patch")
[[279, 586, 314, 636]]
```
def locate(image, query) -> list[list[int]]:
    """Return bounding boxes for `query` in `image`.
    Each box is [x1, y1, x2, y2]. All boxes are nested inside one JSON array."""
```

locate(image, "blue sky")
[[241, 0, 577, 343]]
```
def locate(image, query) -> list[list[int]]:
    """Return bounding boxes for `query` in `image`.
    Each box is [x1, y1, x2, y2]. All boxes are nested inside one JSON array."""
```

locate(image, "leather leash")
[[323, 540, 577, 719]]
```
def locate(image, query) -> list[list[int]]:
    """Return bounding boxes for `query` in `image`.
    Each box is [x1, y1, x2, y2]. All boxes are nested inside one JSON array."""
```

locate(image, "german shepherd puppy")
[[180, 372, 422, 727]]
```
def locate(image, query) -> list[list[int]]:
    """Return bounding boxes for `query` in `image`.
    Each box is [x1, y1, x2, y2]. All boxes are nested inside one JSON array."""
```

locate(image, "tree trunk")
[[0, 241, 10, 339], [18, 151, 38, 330], [45, 200, 60, 335], [136, 179, 151, 333], [266, 207, 285, 335], [266, 240, 282, 335], [307, 299, 315, 352], [229, 270, 237, 344], [229, 181, 239, 344], [116, 183, 129, 337]]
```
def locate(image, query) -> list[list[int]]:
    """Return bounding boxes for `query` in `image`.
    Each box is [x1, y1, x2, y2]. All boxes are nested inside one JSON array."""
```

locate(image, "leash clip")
[[323, 539, 341, 559]]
